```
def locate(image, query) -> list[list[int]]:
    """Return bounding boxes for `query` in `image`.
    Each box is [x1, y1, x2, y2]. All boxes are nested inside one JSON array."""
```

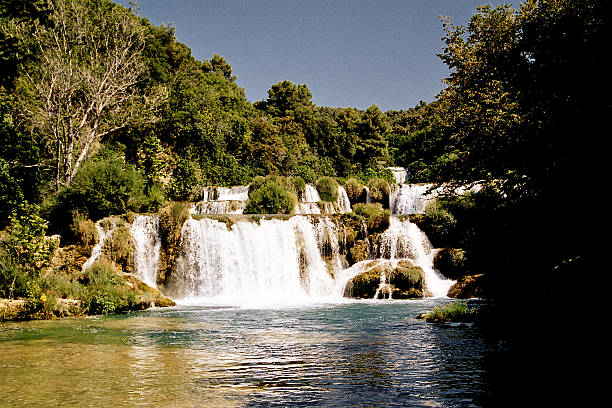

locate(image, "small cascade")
[[82, 220, 117, 270], [374, 217, 454, 297], [303, 184, 320, 203], [373, 270, 393, 299], [336, 186, 352, 213], [130, 215, 161, 288], [192, 186, 249, 215], [364, 186, 371, 204], [389, 183, 435, 215], [296, 184, 323, 214], [387, 166, 408, 184]]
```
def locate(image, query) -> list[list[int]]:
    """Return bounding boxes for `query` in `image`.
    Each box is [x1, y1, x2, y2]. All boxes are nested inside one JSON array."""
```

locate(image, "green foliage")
[[366, 178, 390, 205], [344, 178, 365, 203], [0, 201, 54, 299], [352, 203, 390, 233], [421, 301, 477, 323], [70, 212, 97, 250], [244, 178, 297, 215], [48, 153, 147, 235], [315, 177, 339, 202], [80, 261, 134, 315]]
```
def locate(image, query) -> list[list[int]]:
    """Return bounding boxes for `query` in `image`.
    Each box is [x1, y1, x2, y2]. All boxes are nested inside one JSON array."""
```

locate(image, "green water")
[[1, 299, 495, 407]]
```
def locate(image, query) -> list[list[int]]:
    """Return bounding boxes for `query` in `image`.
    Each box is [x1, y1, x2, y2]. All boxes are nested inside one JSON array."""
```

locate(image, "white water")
[[336, 186, 352, 213], [192, 186, 249, 215], [387, 167, 408, 184], [167, 216, 337, 304], [82, 220, 116, 270], [375, 217, 454, 297], [163, 213, 452, 304], [389, 183, 435, 214], [130, 215, 161, 288]]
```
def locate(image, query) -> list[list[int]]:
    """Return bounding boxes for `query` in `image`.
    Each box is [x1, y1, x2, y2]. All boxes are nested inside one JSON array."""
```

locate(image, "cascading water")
[[130, 215, 161, 288], [166, 216, 337, 304], [192, 186, 250, 215], [336, 186, 352, 213], [389, 183, 435, 215], [82, 220, 116, 270], [375, 217, 454, 297]]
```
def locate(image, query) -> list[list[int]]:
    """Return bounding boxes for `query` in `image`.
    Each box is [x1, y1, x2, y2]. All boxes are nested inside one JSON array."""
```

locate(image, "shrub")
[[353, 202, 390, 233], [48, 154, 147, 236], [367, 177, 390, 205], [81, 261, 134, 315], [292, 176, 306, 194], [70, 212, 98, 250], [244, 179, 297, 214], [344, 178, 365, 203], [316, 176, 339, 202], [420, 301, 478, 323]]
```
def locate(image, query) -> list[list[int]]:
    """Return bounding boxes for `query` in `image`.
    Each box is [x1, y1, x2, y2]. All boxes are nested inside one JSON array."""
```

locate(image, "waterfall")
[[130, 215, 161, 288], [166, 216, 337, 303], [374, 217, 454, 297], [336, 186, 352, 213], [192, 186, 249, 215], [163, 212, 453, 303], [303, 184, 320, 203], [389, 183, 435, 214], [387, 166, 408, 184], [82, 220, 116, 270]]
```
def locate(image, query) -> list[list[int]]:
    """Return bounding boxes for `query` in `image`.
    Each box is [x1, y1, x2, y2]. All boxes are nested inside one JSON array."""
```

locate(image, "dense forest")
[[0, 0, 605, 342]]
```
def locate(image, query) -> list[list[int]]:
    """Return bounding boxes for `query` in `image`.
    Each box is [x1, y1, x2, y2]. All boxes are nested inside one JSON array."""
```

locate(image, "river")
[[0, 299, 501, 407]]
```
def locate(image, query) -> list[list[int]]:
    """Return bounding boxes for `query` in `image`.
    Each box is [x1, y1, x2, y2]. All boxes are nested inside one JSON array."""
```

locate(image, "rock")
[[348, 239, 369, 265], [343, 260, 427, 299], [447, 274, 486, 299], [433, 248, 469, 280]]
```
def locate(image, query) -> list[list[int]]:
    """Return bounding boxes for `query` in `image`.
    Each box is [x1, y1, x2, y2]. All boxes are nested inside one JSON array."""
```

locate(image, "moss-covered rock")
[[447, 274, 486, 299], [343, 260, 427, 299], [367, 178, 390, 208], [101, 225, 135, 273], [433, 248, 469, 280], [353, 202, 390, 233], [344, 178, 366, 203], [316, 176, 339, 202], [348, 239, 369, 265]]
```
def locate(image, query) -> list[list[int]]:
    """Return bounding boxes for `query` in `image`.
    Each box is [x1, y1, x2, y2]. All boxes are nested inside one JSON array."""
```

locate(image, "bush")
[[70, 212, 98, 250], [367, 177, 390, 205], [353, 202, 390, 233], [420, 301, 478, 323], [81, 261, 134, 315], [48, 154, 147, 236], [344, 178, 365, 203], [244, 179, 297, 214], [316, 176, 339, 202]]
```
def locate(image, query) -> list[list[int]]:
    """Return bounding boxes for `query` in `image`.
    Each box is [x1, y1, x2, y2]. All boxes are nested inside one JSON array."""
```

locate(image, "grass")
[[419, 301, 478, 323]]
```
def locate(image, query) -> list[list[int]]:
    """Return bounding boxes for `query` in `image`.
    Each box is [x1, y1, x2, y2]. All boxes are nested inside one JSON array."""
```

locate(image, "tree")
[[202, 53, 236, 81], [355, 105, 389, 166], [5, 0, 165, 189], [256, 80, 313, 117]]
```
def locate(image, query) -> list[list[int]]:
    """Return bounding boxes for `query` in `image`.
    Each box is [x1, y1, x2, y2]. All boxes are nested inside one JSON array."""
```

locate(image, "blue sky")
[[125, 0, 520, 111]]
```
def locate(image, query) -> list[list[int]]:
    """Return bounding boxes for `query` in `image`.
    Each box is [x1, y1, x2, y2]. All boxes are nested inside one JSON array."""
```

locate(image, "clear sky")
[[124, 0, 520, 111]]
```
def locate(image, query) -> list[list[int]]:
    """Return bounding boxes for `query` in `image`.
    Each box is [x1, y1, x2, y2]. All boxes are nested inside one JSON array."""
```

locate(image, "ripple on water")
[[1, 300, 489, 407]]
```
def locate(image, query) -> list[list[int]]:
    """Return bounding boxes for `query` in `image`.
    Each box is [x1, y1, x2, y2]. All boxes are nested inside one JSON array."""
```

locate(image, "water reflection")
[[1, 300, 491, 407]]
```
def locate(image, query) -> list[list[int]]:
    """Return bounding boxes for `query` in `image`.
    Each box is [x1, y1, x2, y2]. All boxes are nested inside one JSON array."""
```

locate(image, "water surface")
[[1, 299, 492, 407]]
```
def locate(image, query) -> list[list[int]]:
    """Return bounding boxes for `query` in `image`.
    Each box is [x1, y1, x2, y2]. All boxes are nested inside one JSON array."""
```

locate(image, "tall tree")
[[4, 0, 165, 189]]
